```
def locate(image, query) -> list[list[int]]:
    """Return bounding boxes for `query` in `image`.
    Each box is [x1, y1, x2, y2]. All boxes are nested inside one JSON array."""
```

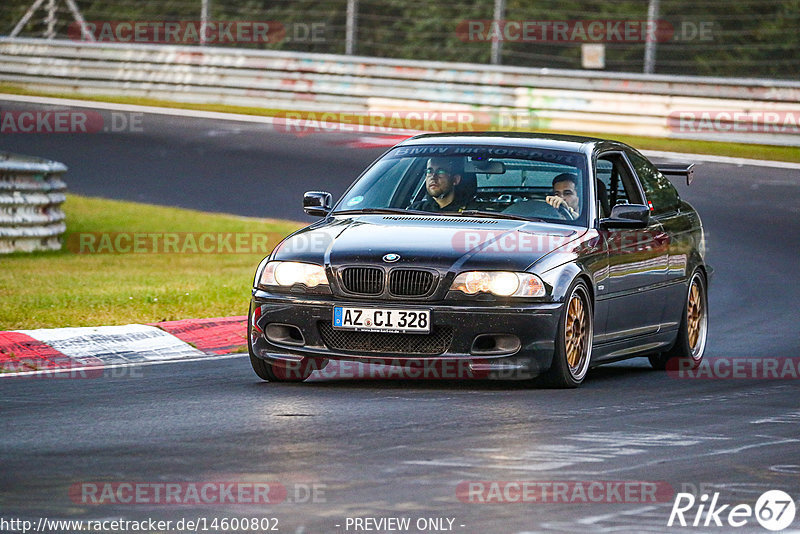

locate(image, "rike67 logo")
[[668, 490, 796, 531]]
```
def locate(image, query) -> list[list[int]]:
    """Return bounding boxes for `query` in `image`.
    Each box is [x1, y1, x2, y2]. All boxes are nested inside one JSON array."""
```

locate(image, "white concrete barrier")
[[1, 38, 798, 145]]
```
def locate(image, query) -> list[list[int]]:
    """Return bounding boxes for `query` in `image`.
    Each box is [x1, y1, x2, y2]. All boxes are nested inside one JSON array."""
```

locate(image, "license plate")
[[333, 307, 431, 334]]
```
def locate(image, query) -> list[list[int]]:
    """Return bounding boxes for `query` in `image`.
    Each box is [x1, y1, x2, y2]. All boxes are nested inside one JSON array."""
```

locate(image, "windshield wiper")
[[333, 208, 437, 216], [334, 208, 543, 222], [456, 210, 544, 222]]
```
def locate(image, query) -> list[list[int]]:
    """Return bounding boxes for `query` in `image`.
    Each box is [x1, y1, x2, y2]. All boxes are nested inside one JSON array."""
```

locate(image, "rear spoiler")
[[657, 163, 695, 185]]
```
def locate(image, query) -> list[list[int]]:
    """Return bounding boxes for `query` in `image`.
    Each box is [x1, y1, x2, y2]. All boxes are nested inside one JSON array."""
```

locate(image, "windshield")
[[334, 144, 589, 226]]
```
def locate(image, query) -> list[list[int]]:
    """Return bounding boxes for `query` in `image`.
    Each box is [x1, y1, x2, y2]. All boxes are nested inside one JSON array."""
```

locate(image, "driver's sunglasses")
[[425, 168, 449, 177]]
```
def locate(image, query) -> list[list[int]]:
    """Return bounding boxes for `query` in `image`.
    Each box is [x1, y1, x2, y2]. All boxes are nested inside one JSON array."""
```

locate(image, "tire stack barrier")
[[0, 152, 67, 254]]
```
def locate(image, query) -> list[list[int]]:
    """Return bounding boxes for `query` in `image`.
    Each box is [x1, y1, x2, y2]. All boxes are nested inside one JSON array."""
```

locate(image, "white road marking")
[[0, 93, 420, 135], [643, 149, 800, 170], [566, 432, 714, 447], [402, 431, 799, 478], [1, 93, 798, 170], [597, 437, 800, 475], [751, 410, 800, 424], [404, 432, 720, 472], [575, 505, 663, 526], [0, 352, 246, 379]]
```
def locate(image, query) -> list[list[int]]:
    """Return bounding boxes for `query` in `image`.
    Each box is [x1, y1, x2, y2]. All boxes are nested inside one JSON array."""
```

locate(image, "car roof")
[[398, 131, 611, 152]]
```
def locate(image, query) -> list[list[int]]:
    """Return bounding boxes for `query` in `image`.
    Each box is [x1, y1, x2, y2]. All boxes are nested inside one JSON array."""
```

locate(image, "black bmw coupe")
[[248, 133, 710, 387]]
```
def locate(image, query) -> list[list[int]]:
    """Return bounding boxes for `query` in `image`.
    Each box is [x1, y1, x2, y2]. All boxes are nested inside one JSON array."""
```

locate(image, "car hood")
[[273, 214, 585, 272]]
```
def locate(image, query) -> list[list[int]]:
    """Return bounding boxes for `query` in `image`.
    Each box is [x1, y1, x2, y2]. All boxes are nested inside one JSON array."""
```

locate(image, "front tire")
[[541, 280, 593, 388], [248, 303, 316, 382], [249, 353, 316, 382], [649, 270, 708, 370]]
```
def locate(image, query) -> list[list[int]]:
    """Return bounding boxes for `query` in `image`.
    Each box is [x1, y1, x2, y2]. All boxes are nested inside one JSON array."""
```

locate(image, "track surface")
[[2, 101, 799, 533]]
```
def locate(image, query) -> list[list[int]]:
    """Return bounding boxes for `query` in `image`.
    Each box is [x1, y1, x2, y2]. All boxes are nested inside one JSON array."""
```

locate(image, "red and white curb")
[[0, 316, 246, 378]]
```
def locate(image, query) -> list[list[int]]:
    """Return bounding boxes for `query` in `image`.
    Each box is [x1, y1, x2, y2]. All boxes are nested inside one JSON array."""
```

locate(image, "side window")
[[388, 158, 426, 207], [628, 151, 680, 215], [596, 154, 643, 217]]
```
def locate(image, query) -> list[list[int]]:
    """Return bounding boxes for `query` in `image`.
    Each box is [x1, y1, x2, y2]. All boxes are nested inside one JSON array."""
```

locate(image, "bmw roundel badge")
[[382, 253, 401, 263]]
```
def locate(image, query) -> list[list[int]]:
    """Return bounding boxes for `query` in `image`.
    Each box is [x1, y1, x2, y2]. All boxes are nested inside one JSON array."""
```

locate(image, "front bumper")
[[249, 290, 562, 379]]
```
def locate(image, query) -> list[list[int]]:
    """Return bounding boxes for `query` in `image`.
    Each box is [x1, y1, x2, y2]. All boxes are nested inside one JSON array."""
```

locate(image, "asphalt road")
[[2, 100, 800, 534]]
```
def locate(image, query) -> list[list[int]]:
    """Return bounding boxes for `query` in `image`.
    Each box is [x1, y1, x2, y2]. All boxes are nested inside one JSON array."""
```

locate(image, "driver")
[[409, 157, 467, 212], [546, 173, 580, 219]]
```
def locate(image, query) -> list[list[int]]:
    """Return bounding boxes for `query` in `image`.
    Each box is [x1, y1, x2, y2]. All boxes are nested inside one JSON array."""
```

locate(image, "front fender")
[[539, 263, 594, 305]]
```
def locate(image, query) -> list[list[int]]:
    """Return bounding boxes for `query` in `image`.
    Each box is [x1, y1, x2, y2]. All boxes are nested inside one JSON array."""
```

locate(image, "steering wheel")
[[503, 199, 566, 220], [556, 203, 576, 220]]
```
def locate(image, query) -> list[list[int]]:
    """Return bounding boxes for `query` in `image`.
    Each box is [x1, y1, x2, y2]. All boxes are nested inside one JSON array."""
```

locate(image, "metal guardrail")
[[1, 38, 799, 145], [0, 151, 67, 254]]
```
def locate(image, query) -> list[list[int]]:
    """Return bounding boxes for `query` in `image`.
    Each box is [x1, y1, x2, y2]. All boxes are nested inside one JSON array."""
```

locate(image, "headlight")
[[450, 271, 545, 297], [258, 261, 328, 288]]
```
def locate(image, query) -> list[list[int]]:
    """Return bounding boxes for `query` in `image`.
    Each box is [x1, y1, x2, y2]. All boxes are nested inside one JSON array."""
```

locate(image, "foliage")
[[1, 0, 797, 78]]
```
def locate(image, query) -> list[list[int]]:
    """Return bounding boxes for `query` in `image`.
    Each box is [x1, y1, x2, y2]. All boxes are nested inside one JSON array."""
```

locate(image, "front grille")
[[318, 322, 453, 355], [340, 267, 384, 295], [389, 269, 435, 296]]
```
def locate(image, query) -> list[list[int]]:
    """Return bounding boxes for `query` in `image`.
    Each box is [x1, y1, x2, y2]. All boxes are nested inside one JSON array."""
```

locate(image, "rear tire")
[[649, 270, 708, 370], [540, 280, 593, 388]]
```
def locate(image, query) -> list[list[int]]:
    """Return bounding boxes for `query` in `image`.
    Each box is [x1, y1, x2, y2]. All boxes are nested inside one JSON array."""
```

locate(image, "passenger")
[[546, 173, 581, 219], [409, 157, 467, 212]]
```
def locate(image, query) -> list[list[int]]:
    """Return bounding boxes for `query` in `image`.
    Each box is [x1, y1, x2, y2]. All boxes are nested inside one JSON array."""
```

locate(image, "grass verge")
[[1, 84, 798, 163], [0, 195, 303, 330]]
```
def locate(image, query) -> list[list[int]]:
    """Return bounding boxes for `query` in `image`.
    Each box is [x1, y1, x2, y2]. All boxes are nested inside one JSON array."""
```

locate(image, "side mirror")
[[599, 204, 650, 229], [303, 191, 332, 216]]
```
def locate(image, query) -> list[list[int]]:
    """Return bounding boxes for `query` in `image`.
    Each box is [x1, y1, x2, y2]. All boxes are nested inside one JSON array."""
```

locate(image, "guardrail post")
[[200, 0, 210, 46], [644, 0, 660, 74], [45, 0, 57, 39], [346, 0, 358, 55], [490, 0, 505, 65], [10, 0, 95, 41]]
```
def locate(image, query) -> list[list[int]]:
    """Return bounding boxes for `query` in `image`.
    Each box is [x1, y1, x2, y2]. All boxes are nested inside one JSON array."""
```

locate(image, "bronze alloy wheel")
[[539, 280, 594, 388], [565, 295, 586, 370], [648, 269, 708, 370], [687, 282, 702, 349], [564, 285, 592, 381], [686, 273, 708, 360]]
